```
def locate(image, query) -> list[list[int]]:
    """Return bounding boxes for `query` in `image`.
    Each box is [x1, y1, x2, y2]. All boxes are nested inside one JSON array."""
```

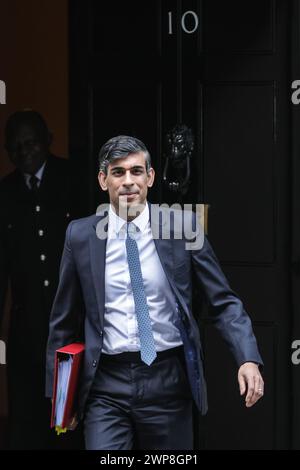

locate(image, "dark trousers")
[[84, 347, 193, 450]]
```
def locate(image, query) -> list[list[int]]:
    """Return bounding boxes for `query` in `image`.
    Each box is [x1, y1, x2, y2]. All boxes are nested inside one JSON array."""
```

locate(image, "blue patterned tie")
[[126, 222, 157, 366]]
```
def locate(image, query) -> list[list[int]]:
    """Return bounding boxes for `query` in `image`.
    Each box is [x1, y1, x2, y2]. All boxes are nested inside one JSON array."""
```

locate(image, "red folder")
[[50, 342, 85, 429]]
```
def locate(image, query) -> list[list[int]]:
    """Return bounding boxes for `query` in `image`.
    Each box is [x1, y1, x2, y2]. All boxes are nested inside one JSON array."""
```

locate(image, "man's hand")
[[67, 414, 78, 431], [50, 399, 78, 431], [238, 362, 264, 407]]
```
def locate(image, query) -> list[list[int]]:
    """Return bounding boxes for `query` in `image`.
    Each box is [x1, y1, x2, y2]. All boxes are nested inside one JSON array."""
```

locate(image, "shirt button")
[[92, 360, 97, 367], [44, 280, 49, 287], [35, 206, 40, 212], [40, 254, 46, 261], [99, 330, 103, 337], [38, 230, 44, 236]]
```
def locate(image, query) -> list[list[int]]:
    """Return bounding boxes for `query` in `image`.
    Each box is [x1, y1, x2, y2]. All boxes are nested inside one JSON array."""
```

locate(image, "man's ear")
[[98, 171, 108, 191], [147, 167, 155, 188]]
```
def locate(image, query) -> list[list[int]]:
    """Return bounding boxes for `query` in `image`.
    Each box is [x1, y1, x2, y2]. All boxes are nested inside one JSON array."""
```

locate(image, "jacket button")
[[92, 360, 97, 367]]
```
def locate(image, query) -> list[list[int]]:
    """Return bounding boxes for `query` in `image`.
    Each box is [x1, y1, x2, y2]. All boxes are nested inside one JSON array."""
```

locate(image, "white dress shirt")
[[103, 203, 182, 354]]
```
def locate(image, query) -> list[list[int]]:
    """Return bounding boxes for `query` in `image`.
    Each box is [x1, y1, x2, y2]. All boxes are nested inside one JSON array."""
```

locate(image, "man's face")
[[98, 152, 155, 217], [6, 124, 50, 175]]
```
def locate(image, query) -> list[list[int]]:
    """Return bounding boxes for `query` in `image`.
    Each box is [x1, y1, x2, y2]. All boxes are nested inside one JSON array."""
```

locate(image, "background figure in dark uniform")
[[0, 110, 82, 449]]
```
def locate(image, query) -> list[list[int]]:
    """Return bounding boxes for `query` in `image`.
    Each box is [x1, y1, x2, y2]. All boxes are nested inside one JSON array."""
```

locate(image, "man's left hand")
[[238, 362, 264, 407]]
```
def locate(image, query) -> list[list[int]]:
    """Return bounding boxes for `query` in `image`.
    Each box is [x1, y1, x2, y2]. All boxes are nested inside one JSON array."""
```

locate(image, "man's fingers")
[[238, 363, 264, 408], [67, 415, 78, 431], [246, 375, 264, 407], [238, 375, 246, 396], [245, 376, 255, 406], [252, 376, 264, 405]]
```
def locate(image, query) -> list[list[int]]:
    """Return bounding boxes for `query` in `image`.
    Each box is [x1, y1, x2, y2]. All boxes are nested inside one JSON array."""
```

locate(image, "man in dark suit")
[[46, 135, 264, 450], [0, 110, 81, 449]]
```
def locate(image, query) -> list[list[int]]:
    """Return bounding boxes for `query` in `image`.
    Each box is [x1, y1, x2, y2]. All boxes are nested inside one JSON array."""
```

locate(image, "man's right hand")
[[67, 414, 78, 431], [50, 399, 78, 430]]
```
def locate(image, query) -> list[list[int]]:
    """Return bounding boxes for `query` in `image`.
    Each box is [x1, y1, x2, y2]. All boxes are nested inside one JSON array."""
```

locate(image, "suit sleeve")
[[191, 215, 263, 368], [45, 220, 84, 397]]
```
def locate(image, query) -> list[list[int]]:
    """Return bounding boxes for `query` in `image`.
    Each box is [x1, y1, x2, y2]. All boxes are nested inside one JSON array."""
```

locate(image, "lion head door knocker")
[[163, 124, 194, 195]]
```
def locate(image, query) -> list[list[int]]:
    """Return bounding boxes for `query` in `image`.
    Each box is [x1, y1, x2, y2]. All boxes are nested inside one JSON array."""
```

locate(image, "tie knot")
[[29, 174, 39, 191], [126, 222, 139, 238]]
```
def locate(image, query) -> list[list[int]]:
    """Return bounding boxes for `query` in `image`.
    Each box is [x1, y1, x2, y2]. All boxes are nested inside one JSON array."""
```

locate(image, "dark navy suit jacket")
[[45, 203, 263, 417]]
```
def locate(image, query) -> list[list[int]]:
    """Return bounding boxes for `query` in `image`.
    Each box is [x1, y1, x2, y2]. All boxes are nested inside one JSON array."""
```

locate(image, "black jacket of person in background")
[[0, 110, 83, 449]]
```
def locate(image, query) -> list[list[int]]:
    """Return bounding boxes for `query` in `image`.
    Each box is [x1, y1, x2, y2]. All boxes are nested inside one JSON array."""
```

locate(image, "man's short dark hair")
[[98, 135, 152, 174], [5, 110, 49, 150]]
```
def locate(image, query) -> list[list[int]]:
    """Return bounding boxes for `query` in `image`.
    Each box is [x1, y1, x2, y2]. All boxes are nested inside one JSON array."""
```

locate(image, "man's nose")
[[123, 170, 134, 185]]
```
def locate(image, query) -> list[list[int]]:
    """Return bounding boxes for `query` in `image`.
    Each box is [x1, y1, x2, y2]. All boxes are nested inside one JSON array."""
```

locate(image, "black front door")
[[70, 0, 291, 449]]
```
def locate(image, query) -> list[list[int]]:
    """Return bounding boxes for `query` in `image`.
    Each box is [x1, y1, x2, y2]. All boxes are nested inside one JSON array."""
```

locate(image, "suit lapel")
[[149, 202, 175, 284], [89, 217, 108, 330], [13, 169, 31, 200], [149, 202, 190, 317]]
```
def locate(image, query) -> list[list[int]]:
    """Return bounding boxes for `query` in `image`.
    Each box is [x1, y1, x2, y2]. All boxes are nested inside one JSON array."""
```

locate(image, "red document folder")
[[50, 342, 85, 429]]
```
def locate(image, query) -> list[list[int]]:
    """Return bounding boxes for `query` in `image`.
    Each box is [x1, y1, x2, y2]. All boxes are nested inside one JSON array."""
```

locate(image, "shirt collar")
[[24, 161, 46, 187], [108, 203, 149, 236]]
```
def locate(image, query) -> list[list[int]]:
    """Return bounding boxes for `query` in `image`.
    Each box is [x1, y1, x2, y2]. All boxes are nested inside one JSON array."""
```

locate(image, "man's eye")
[[112, 170, 123, 176], [132, 169, 143, 174]]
